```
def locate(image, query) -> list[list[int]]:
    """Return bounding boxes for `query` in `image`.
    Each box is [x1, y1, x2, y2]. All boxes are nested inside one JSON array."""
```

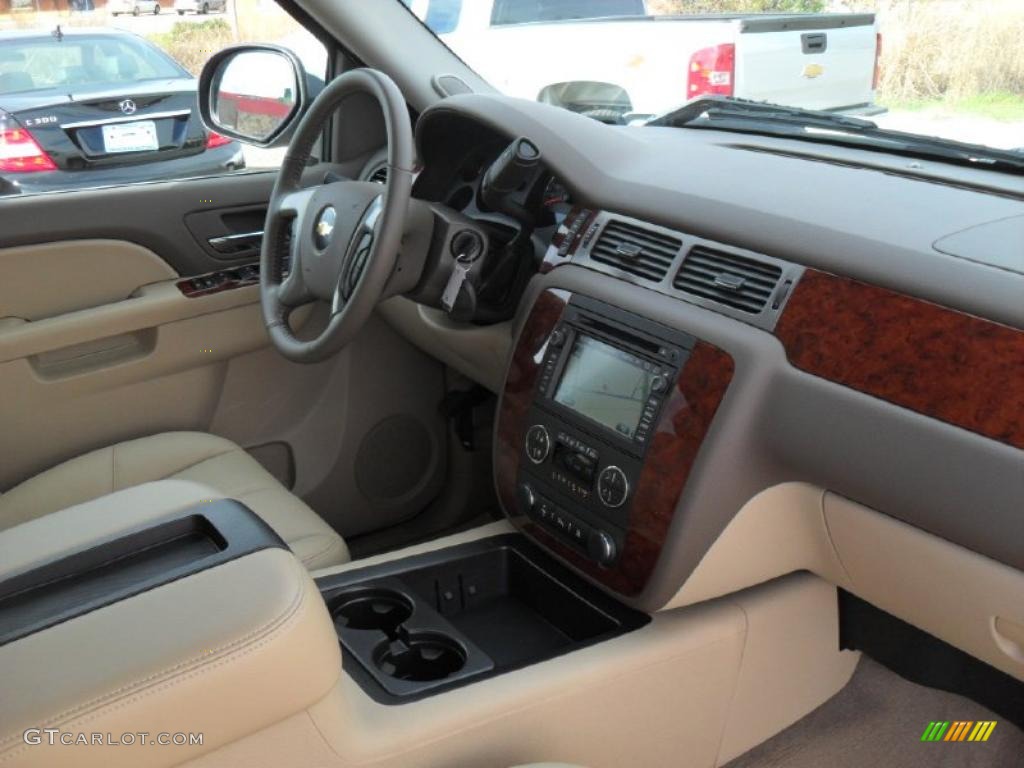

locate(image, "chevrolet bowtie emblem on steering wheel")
[[314, 206, 337, 251], [119, 99, 137, 115]]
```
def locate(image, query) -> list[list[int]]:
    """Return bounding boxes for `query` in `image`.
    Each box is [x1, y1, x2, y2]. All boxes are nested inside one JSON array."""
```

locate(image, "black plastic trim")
[[839, 590, 1024, 730], [316, 533, 649, 704]]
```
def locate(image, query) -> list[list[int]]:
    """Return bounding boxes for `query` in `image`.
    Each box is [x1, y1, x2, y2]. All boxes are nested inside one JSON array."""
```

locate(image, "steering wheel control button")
[[597, 466, 629, 508], [525, 424, 551, 464], [313, 206, 336, 251]]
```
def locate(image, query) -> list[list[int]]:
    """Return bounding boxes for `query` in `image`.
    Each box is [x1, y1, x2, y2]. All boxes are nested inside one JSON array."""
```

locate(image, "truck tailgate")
[[735, 14, 877, 111]]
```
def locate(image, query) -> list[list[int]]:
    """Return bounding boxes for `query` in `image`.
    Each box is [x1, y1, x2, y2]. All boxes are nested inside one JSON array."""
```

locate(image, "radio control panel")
[[516, 296, 694, 566]]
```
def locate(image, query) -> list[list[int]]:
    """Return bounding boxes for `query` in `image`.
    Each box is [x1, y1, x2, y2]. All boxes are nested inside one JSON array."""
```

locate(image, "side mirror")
[[198, 45, 308, 148]]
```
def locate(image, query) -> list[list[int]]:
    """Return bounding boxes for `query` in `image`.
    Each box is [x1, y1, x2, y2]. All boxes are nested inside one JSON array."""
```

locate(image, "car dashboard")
[[386, 94, 1024, 684]]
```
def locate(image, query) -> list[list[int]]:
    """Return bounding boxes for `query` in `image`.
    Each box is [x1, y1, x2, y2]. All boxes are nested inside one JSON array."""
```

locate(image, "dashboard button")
[[597, 466, 630, 508], [517, 483, 537, 516], [588, 528, 618, 566], [525, 424, 551, 464]]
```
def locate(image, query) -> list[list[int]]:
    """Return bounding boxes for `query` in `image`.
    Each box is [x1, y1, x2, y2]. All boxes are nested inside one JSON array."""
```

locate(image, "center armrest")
[[0, 482, 341, 768]]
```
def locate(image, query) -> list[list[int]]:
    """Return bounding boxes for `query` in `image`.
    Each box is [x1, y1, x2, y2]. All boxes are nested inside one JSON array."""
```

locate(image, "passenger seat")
[[0, 431, 350, 570]]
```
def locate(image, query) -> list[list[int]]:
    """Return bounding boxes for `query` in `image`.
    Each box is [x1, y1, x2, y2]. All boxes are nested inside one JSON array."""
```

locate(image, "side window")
[[0, 0, 326, 198], [424, 0, 463, 35]]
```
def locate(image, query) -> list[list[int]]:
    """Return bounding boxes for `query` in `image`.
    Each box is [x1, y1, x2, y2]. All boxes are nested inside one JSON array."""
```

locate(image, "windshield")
[[0, 34, 186, 94], [406, 0, 1024, 163]]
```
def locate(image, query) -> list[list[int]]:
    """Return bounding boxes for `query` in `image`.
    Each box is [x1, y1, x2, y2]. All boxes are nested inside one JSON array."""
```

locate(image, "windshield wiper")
[[647, 96, 1024, 174]]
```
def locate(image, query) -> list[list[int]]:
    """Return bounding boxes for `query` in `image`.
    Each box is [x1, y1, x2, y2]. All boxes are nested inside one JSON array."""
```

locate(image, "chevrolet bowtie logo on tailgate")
[[802, 63, 825, 79], [921, 721, 997, 742]]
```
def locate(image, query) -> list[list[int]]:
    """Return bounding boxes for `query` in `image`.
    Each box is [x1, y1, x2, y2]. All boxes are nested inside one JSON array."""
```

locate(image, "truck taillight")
[[0, 126, 57, 173], [872, 32, 882, 90], [205, 130, 232, 149], [688, 44, 735, 98]]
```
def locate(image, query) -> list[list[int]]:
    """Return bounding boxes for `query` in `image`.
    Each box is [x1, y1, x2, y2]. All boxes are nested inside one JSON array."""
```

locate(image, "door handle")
[[208, 230, 263, 258]]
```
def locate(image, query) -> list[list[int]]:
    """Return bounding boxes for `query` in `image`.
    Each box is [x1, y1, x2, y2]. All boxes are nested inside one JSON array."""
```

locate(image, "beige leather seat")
[[0, 431, 350, 570]]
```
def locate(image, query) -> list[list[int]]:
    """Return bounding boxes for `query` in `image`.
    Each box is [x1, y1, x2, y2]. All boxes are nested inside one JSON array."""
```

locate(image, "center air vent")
[[589, 220, 682, 282], [673, 246, 782, 314], [367, 165, 388, 184]]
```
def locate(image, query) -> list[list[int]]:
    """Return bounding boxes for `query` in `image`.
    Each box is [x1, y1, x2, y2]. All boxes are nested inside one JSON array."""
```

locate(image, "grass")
[[145, 19, 234, 76], [873, 0, 1024, 104], [882, 91, 1024, 122]]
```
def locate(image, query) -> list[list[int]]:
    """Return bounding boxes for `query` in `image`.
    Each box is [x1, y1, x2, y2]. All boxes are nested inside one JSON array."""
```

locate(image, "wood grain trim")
[[533, 341, 735, 596], [776, 269, 1024, 450], [496, 289, 735, 596], [495, 289, 571, 515], [540, 207, 597, 274], [176, 263, 259, 298]]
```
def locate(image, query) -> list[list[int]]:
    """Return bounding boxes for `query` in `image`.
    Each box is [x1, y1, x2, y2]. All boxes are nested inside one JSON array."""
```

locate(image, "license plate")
[[102, 120, 159, 153]]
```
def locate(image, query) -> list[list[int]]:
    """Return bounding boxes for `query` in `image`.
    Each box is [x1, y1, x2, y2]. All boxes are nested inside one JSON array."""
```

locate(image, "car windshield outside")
[[0, 33, 186, 93], [405, 0, 1024, 167]]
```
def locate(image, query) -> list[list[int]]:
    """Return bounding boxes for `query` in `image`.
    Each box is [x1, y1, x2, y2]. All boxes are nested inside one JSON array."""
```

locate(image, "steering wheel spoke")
[[259, 69, 414, 363], [277, 268, 312, 309], [276, 187, 316, 217]]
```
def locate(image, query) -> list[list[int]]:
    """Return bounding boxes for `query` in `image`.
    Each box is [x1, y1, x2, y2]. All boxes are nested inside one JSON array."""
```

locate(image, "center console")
[[515, 296, 694, 568], [496, 289, 735, 600], [315, 534, 648, 703]]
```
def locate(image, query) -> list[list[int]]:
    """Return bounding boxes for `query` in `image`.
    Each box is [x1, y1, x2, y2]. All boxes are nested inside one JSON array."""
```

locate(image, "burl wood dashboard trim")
[[776, 269, 1024, 450], [496, 288, 735, 596]]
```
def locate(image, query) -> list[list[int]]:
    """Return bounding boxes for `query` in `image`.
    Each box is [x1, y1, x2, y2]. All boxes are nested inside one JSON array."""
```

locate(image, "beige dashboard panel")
[[378, 296, 512, 393], [663, 482, 853, 610], [825, 492, 1024, 682], [662, 482, 1024, 684], [0, 240, 176, 323]]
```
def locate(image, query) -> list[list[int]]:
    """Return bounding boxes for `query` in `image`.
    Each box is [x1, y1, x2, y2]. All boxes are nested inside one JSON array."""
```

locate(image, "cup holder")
[[328, 588, 413, 634], [374, 633, 467, 682]]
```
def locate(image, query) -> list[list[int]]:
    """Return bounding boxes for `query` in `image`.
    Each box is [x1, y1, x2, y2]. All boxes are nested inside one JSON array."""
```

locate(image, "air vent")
[[590, 220, 681, 282], [367, 165, 388, 184], [673, 246, 782, 314]]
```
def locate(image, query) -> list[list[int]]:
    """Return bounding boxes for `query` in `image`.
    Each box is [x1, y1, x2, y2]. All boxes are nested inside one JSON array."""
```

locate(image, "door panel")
[[0, 164, 364, 276], [0, 161, 447, 538], [0, 240, 176, 322]]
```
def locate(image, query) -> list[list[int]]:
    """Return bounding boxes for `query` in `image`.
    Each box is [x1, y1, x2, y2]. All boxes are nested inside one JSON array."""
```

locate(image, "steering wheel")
[[260, 69, 415, 363]]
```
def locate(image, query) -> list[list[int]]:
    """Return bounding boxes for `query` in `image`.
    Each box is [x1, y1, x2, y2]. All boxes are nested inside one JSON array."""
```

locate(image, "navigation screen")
[[553, 335, 655, 439]]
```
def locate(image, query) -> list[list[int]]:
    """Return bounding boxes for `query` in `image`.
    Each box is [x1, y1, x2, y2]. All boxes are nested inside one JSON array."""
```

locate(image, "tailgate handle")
[[801, 33, 827, 54]]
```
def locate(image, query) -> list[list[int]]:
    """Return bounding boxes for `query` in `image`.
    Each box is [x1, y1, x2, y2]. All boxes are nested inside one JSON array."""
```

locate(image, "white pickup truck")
[[406, 0, 882, 120]]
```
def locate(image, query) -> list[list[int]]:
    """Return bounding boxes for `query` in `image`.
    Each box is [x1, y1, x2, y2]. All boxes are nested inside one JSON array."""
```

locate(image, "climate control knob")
[[596, 465, 629, 508], [588, 529, 618, 566], [525, 424, 551, 464]]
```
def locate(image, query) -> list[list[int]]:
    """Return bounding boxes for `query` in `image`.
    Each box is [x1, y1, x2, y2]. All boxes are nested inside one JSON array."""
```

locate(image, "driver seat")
[[0, 432, 350, 570]]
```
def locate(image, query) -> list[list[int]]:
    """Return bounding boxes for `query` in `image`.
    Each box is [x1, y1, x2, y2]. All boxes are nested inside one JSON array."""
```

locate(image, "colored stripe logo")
[[921, 721, 997, 742]]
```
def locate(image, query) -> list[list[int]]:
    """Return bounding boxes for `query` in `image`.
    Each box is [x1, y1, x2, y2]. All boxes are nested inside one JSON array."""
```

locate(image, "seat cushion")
[[0, 431, 349, 570]]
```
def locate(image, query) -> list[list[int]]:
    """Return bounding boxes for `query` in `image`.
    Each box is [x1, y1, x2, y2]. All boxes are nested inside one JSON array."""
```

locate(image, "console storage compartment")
[[0, 499, 285, 647], [317, 534, 648, 702]]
